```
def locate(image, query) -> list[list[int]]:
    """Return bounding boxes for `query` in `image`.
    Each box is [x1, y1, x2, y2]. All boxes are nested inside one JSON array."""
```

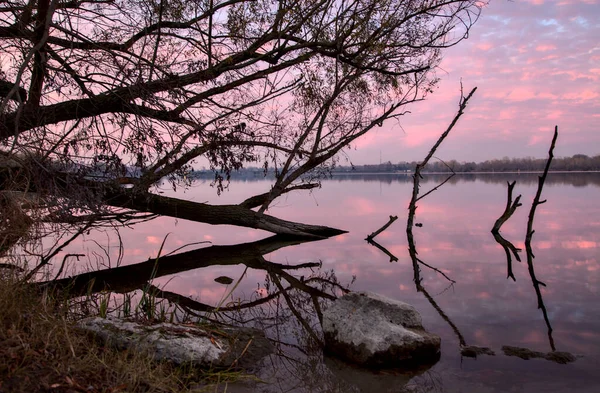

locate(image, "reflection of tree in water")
[[522, 128, 559, 352], [363, 89, 493, 360], [489, 128, 559, 352], [365, 123, 572, 365], [301, 172, 600, 187], [34, 232, 435, 392]]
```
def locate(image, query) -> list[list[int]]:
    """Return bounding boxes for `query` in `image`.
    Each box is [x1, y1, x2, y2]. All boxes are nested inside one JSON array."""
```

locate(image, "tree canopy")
[[0, 0, 483, 241]]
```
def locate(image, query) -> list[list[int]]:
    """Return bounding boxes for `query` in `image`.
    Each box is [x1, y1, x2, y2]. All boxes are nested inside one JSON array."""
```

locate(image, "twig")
[[22, 221, 92, 282], [416, 257, 456, 284], [365, 215, 398, 241], [416, 172, 456, 202], [491, 181, 522, 233], [52, 253, 85, 281], [407, 86, 477, 285]]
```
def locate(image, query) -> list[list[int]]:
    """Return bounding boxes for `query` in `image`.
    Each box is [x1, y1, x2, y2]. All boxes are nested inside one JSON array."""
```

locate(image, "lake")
[[56, 172, 600, 392]]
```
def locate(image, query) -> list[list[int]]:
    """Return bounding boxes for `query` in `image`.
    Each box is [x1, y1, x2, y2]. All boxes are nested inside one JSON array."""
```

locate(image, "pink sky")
[[350, 0, 600, 164]]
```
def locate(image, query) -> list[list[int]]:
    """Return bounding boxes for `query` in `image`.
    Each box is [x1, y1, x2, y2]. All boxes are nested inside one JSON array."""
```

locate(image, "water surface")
[[59, 173, 600, 392]]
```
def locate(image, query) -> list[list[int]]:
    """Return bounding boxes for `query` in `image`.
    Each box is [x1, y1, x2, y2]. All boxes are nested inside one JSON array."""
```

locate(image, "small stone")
[[461, 345, 496, 358], [214, 276, 234, 285]]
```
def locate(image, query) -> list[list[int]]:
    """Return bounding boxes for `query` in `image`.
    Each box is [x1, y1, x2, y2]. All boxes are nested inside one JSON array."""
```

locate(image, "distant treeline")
[[189, 154, 600, 181], [343, 154, 600, 173]]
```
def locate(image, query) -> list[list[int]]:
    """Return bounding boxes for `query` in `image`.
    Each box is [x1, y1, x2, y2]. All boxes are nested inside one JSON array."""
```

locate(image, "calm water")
[[57, 173, 600, 392]]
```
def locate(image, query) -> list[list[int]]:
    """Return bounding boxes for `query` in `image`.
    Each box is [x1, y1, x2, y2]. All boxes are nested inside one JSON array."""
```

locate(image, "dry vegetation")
[[0, 269, 244, 392]]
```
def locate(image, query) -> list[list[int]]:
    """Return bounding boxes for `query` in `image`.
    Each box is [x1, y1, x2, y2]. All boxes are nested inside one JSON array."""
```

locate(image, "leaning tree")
[[0, 0, 483, 246]]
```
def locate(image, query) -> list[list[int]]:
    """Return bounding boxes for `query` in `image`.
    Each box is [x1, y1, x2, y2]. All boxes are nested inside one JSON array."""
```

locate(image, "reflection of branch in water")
[[492, 231, 522, 281], [417, 283, 465, 347], [268, 271, 323, 347], [36, 235, 321, 295], [366, 238, 398, 262], [368, 237, 455, 284], [36, 232, 344, 350], [145, 283, 282, 314], [401, 89, 487, 357], [524, 126, 559, 352], [415, 257, 456, 284], [490, 181, 523, 280]]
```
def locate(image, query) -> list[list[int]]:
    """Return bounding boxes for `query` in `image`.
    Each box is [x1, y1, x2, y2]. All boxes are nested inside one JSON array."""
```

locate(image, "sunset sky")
[[350, 0, 600, 164]]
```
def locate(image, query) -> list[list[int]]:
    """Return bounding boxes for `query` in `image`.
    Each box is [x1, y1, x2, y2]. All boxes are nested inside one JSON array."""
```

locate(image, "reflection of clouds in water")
[[562, 240, 597, 249], [44, 175, 600, 391]]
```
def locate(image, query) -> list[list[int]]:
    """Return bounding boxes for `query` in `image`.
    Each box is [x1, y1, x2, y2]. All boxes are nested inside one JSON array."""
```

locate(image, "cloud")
[[349, 0, 600, 163], [535, 44, 557, 52]]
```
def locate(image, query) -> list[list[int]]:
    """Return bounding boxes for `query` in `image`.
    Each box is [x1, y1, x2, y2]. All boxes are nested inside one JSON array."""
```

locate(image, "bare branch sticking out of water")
[[524, 126, 558, 352], [407, 86, 477, 284], [490, 181, 523, 280], [491, 181, 522, 234], [365, 215, 398, 242], [416, 172, 456, 203]]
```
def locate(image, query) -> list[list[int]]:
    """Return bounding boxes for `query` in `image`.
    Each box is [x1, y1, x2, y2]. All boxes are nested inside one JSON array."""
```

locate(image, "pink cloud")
[[476, 42, 494, 51], [563, 90, 599, 101], [535, 44, 556, 52]]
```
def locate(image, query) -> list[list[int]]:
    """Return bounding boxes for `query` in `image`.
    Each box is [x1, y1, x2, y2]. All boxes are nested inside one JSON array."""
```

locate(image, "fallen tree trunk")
[[0, 165, 346, 238], [102, 188, 346, 238]]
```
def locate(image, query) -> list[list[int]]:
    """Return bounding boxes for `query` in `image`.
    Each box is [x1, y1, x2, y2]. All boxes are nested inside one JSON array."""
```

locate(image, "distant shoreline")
[[330, 170, 600, 175]]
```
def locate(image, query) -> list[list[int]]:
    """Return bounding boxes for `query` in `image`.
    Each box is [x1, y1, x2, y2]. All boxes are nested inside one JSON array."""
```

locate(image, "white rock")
[[322, 292, 441, 367], [79, 316, 273, 368]]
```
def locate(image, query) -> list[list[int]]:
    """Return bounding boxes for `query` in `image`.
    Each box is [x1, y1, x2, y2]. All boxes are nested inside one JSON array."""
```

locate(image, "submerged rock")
[[214, 276, 234, 285], [502, 345, 576, 364], [322, 292, 441, 368], [461, 345, 496, 358], [78, 316, 273, 368]]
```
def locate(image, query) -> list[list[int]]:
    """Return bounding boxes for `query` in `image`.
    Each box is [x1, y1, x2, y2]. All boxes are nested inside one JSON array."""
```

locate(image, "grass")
[[0, 269, 248, 392]]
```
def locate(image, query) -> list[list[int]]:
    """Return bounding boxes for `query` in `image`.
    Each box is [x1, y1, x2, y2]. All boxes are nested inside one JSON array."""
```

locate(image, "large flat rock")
[[78, 316, 273, 369], [322, 292, 440, 368]]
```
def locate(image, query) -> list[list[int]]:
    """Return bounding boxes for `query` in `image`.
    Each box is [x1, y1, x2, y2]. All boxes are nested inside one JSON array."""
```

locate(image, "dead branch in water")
[[491, 180, 523, 280], [366, 215, 398, 242], [524, 126, 558, 351], [491, 181, 522, 234], [407, 86, 477, 283]]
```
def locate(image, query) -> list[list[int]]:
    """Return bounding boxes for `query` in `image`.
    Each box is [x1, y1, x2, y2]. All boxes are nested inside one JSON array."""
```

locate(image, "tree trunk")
[[103, 188, 346, 238], [0, 165, 346, 238]]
